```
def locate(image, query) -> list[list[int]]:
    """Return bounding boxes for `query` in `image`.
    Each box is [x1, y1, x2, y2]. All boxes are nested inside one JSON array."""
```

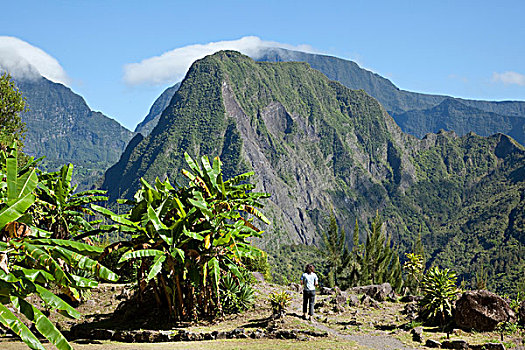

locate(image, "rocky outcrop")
[[455, 290, 516, 331], [349, 283, 395, 302], [69, 326, 327, 343]]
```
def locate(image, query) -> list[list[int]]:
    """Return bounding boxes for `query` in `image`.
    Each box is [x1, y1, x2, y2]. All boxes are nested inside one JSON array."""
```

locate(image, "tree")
[[321, 210, 349, 287], [0, 73, 26, 148], [94, 153, 270, 321], [346, 212, 403, 291]]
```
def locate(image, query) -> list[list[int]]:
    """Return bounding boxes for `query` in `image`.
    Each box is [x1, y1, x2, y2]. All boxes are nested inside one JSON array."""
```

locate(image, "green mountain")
[[135, 82, 180, 135], [396, 98, 525, 141], [136, 48, 525, 145], [101, 51, 525, 294], [16, 76, 134, 189]]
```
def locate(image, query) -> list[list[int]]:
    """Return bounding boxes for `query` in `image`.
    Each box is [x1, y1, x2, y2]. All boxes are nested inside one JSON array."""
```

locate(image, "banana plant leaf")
[[146, 254, 166, 282], [118, 249, 165, 264], [0, 304, 45, 350], [12, 241, 70, 286], [12, 296, 73, 350], [51, 246, 118, 282], [35, 285, 81, 319], [0, 192, 36, 230], [32, 238, 103, 257]]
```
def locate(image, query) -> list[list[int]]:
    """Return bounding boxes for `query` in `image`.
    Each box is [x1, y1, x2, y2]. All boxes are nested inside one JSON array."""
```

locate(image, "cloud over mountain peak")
[[0, 36, 69, 85], [123, 36, 317, 86]]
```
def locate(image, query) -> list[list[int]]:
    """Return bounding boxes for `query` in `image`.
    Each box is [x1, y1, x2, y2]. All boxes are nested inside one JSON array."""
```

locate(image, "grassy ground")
[[2, 282, 523, 349]]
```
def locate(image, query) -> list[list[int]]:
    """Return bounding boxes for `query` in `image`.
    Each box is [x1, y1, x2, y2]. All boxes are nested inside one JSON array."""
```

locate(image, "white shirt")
[[301, 272, 318, 291]]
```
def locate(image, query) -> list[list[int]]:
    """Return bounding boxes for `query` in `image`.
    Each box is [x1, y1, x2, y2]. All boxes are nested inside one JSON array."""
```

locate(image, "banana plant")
[[94, 153, 270, 321], [33, 163, 107, 239], [0, 143, 118, 350]]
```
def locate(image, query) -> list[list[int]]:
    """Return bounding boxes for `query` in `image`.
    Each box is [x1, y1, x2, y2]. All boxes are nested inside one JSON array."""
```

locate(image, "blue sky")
[[1, 0, 524, 130]]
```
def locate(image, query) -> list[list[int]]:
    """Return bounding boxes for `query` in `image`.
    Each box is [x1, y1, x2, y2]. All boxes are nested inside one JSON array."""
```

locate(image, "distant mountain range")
[[136, 48, 525, 146], [102, 51, 525, 294], [16, 76, 134, 189]]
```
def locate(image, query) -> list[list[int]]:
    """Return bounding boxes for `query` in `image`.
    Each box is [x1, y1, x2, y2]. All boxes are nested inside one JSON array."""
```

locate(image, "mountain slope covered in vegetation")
[[16, 76, 134, 188], [102, 51, 525, 294], [136, 48, 525, 145]]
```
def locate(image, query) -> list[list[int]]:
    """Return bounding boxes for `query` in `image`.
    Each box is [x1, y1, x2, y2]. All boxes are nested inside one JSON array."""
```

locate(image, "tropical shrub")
[[0, 73, 26, 148], [403, 253, 424, 295], [94, 153, 270, 321], [0, 143, 118, 350], [268, 291, 292, 318], [220, 271, 255, 314], [419, 266, 459, 326]]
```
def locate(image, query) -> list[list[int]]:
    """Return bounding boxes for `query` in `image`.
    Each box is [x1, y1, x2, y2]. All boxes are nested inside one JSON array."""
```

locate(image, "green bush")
[[268, 291, 292, 317], [220, 272, 255, 314], [419, 266, 459, 326]]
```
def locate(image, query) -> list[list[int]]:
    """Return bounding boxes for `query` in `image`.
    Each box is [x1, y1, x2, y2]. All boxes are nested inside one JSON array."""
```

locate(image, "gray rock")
[[112, 330, 134, 342], [455, 290, 516, 331], [321, 287, 335, 295], [470, 343, 506, 350], [350, 283, 395, 301], [402, 302, 419, 321], [425, 339, 442, 348], [411, 326, 423, 342], [348, 294, 360, 307], [274, 329, 297, 339], [441, 339, 468, 349], [360, 294, 380, 308], [91, 329, 114, 340]]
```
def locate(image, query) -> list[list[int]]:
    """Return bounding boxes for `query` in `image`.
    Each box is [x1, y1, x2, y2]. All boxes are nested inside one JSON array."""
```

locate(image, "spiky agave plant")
[[419, 266, 459, 326]]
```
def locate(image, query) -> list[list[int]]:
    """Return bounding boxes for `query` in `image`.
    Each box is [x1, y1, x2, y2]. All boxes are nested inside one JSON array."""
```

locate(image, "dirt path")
[[290, 291, 418, 350], [311, 321, 418, 350]]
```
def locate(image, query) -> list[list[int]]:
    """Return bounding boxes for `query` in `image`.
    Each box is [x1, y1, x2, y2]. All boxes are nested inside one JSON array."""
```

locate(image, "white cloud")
[[123, 36, 318, 86], [0, 36, 69, 85], [492, 71, 525, 86]]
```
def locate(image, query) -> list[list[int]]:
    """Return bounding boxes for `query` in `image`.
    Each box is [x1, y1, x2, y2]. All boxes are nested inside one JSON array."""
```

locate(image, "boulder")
[[402, 302, 419, 321], [321, 287, 335, 295], [289, 283, 301, 293], [425, 339, 442, 348], [455, 290, 516, 331], [350, 283, 395, 301], [441, 339, 468, 349], [470, 343, 505, 350], [347, 294, 360, 307], [411, 326, 423, 342], [519, 300, 525, 326], [360, 294, 380, 308]]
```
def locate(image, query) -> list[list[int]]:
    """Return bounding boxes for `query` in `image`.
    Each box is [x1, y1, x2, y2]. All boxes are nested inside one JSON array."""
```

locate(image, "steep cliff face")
[[16, 76, 134, 188], [102, 51, 525, 293]]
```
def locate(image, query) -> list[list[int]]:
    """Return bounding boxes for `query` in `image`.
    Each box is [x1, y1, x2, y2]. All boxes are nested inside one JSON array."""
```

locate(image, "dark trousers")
[[302, 290, 315, 316]]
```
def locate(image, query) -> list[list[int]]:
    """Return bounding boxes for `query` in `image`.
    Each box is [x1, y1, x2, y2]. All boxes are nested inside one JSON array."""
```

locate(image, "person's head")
[[305, 264, 315, 274]]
